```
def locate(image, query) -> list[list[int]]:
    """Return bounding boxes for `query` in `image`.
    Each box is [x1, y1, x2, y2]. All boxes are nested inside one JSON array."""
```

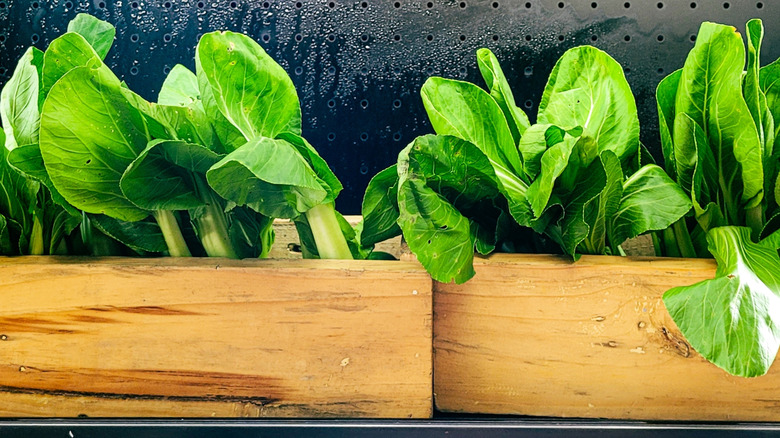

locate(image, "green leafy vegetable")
[[657, 19, 780, 376], [365, 46, 690, 282]]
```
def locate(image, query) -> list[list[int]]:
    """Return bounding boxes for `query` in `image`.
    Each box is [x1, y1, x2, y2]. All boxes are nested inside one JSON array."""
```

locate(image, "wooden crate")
[[0, 257, 432, 418], [434, 253, 780, 421]]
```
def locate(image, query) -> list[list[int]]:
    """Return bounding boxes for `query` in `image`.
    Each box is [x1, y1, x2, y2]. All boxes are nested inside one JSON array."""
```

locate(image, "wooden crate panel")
[[0, 257, 432, 418], [434, 253, 780, 421]]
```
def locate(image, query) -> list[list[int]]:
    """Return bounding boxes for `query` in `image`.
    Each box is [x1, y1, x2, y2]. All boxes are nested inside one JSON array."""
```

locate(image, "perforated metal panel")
[[0, 0, 778, 213]]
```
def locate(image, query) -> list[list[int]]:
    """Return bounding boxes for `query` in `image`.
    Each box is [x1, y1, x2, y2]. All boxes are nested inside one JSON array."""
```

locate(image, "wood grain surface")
[[0, 257, 432, 418], [434, 253, 780, 421]]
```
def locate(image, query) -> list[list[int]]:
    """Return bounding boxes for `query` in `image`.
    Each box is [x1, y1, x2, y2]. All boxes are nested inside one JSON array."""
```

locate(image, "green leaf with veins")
[[360, 164, 401, 249], [158, 64, 201, 107], [41, 32, 102, 98], [537, 46, 639, 163], [195, 31, 301, 148], [66, 13, 116, 60], [1, 47, 44, 150], [609, 164, 692, 246], [477, 48, 531, 143], [206, 137, 328, 219], [664, 227, 780, 377], [397, 134, 501, 284], [421, 77, 530, 225], [674, 22, 763, 214], [39, 64, 149, 222], [121, 139, 221, 211], [656, 69, 681, 182]]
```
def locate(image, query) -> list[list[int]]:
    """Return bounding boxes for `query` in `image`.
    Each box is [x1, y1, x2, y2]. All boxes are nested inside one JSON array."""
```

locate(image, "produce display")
[[0, 14, 376, 261], [1, 13, 779, 380]]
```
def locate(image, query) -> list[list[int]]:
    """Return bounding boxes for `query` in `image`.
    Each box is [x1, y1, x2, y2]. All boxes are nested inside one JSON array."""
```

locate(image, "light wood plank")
[[434, 253, 780, 421], [0, 257, 432, 418]]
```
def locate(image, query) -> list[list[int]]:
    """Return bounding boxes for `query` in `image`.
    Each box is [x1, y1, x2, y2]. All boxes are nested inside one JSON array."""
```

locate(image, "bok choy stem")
[[152, 210, 191, 257], [28, 215, 44, 255], [745, 205, 764, 237], [193, 179, 238, 259], [305, 202, 352, 259], [672, 219, 697, 258]]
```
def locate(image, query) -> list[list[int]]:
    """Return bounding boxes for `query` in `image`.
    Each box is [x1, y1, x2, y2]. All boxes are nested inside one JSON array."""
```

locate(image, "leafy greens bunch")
[[656, 19, 780, 377], [0, 13, 360, 260], [361, 46, 691, 283]]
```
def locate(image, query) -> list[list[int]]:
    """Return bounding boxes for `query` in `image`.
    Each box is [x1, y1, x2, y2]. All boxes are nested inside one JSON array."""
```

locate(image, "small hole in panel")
[[459, 1, 466, 8], [359, 165, 369, 175], [590, 2, 597, 8], [722, 2, 729, 8], [393, 132, 402, 141], [360, 132, 369, 141], [361, 34, 369, 42], [0, 34, 5, 43], [31, 34, 39, 43], [262, 1, 270, 7], [327, 66, 336, 75], [393, 34, 401, 41], [657, 67, 665, 75], [64, 0, 73, 8], [360, 66, 368, 74], [492, 34, 499, 41], [557, 35, 565, 41], [163, 1, 170, 7], [657, 34, 664, 42], [393, 99, 402, 108], [524, 66, 533, 76], [459, 34, 466, 41], [426, 34, 433, 41], [458, 66, 467, 75], [131, 34, 139, 42], [361, 1, 368, 7], [689, 2, 696, 8], [393, 66, 401, 74], [295, 1, 302, 7], [360, 99, 369, 109], [656, 2, 663, 8], [525, 34, 532, 41], [624, 67, 631, 75], [624, 35, 631, 42], [394, 1, 400, 7], [230, 1, 238, 8], [197, 1, 205, 8], [327, 132, 336, 141], [294, 66, 303, 75], [163, 33, 172, 42], [163, 66, 171, 74], [690, 34, 696, 42], [492, 1, 499, 8], [31, 1, 39, 8], [327, 34, 336, 42], [0, 2, 9, 8], [524, 99, 533, 109], [425, 67, 434, 75], [757, 1, 763, 8], [295, 33, 303, 42], [130, 66, 139, 75], [524, 1, 531, 7], [623, 1, 630, 7], [426, 1, 433, 7], [591, 35, 597, 41], [0, 67, 6, 76], [131, 1, 138, 8], [557, 1, 564, 8], [328, 1, 335, 8], [262, 34, 270, 43]]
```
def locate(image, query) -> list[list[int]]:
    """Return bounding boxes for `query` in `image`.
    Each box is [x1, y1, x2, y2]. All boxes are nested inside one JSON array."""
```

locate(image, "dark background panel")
[[0, 0, 777, 213]]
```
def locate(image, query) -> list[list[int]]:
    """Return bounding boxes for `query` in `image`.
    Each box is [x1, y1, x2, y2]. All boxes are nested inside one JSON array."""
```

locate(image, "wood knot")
[[661, 326, 691, 358]]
